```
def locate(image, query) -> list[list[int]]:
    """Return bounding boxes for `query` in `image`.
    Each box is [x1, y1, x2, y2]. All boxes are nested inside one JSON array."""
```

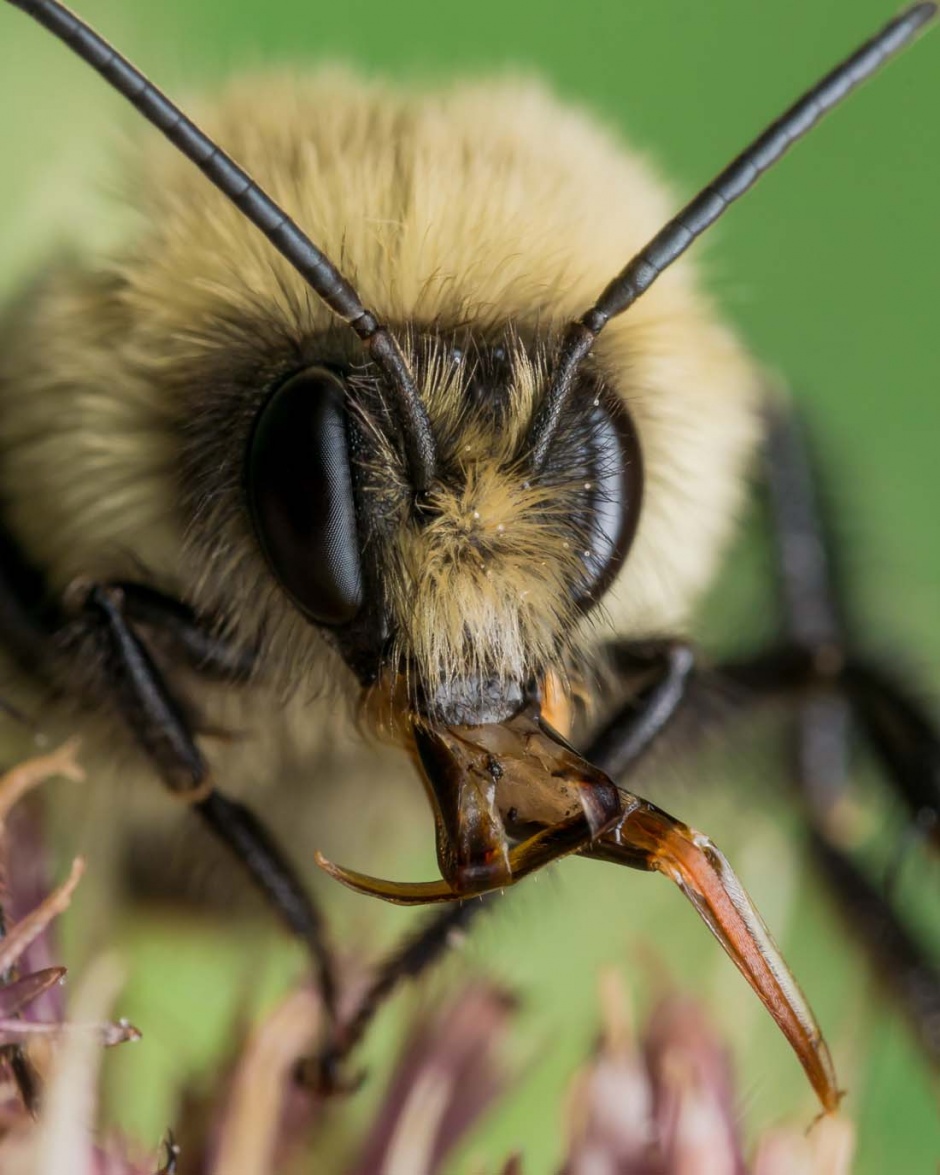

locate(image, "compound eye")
[[246, 367, 363, 625], [577, 392, 643, 607]]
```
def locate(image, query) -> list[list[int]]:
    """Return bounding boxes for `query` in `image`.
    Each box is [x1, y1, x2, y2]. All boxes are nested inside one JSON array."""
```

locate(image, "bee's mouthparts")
[[322, 682, 840, 1114]]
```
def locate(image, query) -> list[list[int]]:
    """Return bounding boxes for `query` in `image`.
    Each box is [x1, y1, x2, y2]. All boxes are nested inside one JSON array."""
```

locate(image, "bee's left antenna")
[[530, 2, 937, 471], [5, 0, 438, 490]]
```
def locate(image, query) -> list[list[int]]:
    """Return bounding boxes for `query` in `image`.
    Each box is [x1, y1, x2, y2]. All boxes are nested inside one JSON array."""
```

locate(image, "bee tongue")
[[316, 705, 839, 1112]]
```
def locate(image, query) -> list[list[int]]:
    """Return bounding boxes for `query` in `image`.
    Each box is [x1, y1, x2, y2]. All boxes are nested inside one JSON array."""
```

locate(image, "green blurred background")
[[1, 0, 938, 1170]]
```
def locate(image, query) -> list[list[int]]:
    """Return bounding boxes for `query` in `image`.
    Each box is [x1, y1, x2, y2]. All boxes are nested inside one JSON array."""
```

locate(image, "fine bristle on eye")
[[4, 0, 438, 490], [529, 2, 937, 471]]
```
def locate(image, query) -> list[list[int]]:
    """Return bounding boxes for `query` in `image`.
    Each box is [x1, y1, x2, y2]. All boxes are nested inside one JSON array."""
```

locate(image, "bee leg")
[[811, 823, 940, 1062], [306, 897, 492, 1089], [724, 402, 940, 1065], [757, 400, 940, 830], [790, 660, 940, 1065], [585, 638, 696, 778], [715, 653, 940, 1066], [76, 584, 338, 1021], [724, 653, 940, 1066], [841, 661, 940, 851], [192, 790, 336, 1013], [113, 581, 257, 683]]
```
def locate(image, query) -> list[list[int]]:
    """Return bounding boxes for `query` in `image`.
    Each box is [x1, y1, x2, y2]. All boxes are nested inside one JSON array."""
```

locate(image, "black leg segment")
[[324, 897, 493, 1080], [81, 585, 208, 794], [115, 581, 256, 683], [759, 400, 940, 1067], [586, 639, 696, 778], [194, 790, 336, 1017], [75, 583, 339, 1021]]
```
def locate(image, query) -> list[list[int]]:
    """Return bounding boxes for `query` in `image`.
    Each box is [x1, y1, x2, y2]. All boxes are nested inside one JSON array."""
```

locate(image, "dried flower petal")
[[5, 807, 65, 1023], [33, 955, 127, 1175], [0, 859, 85, 977], [644, 997, 745, 1175], [563, 971, 657, 1174], [208, 986, 321, 1175], [0, 741, 84, 826], [0, 969, 66, 1019], [560, 973, 851, 1175], [752, 1115, 855, 1175], [349, 985, 516, 1175]]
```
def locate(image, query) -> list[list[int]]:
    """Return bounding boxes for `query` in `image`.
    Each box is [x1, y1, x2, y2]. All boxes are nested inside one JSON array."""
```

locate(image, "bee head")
[[12, 0, 925, 728], [246, 329, 642, 724]]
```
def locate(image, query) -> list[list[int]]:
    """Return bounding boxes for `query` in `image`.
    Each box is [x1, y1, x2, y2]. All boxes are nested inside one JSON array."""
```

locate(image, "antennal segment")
[[5, 0, 438, 489], [530, 2, 937, 471]]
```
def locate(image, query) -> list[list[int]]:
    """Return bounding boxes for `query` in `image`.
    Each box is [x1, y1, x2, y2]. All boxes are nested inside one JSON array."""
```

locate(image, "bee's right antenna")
[[4, 0, 439, 491], [530, 2, 937, 472]]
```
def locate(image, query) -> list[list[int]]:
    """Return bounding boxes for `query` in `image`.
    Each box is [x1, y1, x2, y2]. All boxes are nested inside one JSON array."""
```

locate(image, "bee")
[[0, 0, 937, 1121]]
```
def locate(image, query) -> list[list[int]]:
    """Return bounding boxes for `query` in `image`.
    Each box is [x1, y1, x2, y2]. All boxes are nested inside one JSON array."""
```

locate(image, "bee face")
[[245, 328, 643, 721]]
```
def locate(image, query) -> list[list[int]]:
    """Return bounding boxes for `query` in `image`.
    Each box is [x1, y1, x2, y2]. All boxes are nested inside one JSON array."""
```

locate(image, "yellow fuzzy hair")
[[0, 70, 760, 723]]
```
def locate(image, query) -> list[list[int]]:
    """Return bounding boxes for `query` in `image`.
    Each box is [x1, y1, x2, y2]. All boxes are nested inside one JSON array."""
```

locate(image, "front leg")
[[75, 584, 338, 1019], [113, 581, 257, 683], [585, 639, 696, 778]]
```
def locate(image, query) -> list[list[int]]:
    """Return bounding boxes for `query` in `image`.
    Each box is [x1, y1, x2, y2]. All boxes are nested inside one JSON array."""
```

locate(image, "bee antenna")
[[5, 0, 438, 490], [530, 2, 937, 472]]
